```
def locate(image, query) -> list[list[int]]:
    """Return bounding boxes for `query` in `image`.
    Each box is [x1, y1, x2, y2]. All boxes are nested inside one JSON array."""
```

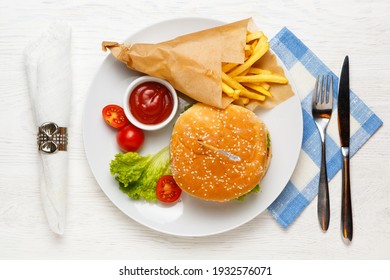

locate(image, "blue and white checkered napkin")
[[267, 27, 383, 228]]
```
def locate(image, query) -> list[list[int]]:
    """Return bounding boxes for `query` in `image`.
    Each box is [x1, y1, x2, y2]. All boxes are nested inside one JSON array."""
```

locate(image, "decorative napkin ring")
[[37, 122, 68, 153]]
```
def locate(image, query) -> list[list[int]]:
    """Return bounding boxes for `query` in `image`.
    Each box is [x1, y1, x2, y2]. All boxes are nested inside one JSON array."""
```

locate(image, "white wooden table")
[[1, 0, 389, 260]]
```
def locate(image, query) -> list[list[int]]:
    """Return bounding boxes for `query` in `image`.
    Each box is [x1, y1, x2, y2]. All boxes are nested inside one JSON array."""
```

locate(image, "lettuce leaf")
[[110, 146, 170, 201], [236, 184, 260, 201]]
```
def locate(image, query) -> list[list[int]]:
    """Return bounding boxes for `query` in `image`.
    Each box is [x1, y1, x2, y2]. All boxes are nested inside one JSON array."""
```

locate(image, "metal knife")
[[338, 56, 353, 241]]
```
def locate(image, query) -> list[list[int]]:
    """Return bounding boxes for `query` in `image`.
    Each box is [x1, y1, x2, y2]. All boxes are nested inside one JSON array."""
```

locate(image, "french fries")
[[222, 72, 265, 101], [234, 74, 288, 84], [221, 31, 288, 106]]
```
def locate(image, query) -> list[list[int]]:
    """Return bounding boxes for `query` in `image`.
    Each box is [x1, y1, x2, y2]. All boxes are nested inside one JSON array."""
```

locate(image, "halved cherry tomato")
[[116, 123, 144, 152], [156, 175, 182, 203], [102, 104, 129, 129]]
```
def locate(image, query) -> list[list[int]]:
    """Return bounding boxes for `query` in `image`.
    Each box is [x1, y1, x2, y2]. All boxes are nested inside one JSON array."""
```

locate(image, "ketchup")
[[129, 81, 174, 124]]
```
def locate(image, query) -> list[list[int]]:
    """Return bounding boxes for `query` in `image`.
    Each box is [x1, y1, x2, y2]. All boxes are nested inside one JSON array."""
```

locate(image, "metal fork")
[[312, 75, 333, 231]]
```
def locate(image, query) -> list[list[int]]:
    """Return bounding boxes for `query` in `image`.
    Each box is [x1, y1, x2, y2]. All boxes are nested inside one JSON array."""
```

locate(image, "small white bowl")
[[123, 76, 178, 131]]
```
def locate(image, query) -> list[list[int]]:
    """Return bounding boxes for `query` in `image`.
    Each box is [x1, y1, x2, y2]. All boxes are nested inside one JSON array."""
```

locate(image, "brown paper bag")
[[102, 18, 294, 110]]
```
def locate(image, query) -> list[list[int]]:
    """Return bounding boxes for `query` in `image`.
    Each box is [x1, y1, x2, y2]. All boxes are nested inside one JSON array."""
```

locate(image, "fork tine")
[[324, 75, 329, 103], [313, 75, 319, 105], [320, 75, 325, 104], [327, 75, 333, 104]]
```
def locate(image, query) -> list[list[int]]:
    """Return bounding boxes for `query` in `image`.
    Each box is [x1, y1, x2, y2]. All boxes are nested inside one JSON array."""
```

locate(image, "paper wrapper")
[[102, 18, 294, 110]]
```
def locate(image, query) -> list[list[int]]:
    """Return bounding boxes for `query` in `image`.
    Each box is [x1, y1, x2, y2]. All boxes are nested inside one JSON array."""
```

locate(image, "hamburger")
[[170, 103, 271, 202]]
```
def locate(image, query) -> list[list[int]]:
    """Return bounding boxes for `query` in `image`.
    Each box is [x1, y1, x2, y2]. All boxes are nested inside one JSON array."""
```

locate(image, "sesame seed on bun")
[[170, 103, 271, 202]]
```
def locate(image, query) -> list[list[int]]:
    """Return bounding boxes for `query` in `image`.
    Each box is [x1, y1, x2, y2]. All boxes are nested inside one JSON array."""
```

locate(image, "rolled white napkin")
[[25, 22, 72, 235]]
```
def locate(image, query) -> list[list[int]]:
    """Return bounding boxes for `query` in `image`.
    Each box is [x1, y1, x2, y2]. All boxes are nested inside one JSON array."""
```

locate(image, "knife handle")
[[318, 141, 330, 231], [341, 147, 353, 241]]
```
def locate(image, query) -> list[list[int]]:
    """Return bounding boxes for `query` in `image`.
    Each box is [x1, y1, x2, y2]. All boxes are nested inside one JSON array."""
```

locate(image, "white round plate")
[[83, 18, 303, 237]]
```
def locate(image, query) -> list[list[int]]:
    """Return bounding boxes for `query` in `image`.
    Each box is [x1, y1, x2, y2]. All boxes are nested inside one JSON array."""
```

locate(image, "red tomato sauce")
[[129, 82, 174, 124]]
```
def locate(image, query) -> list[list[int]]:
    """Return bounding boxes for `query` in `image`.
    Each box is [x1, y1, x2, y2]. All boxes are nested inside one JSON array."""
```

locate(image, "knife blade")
[[338, 55, 353, 241]]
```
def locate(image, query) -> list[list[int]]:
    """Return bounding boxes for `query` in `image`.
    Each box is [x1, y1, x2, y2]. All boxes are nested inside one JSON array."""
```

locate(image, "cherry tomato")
[[116, 123, 144, 152], [156, 175, 182, 203], [102, 104, 129, 129]]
